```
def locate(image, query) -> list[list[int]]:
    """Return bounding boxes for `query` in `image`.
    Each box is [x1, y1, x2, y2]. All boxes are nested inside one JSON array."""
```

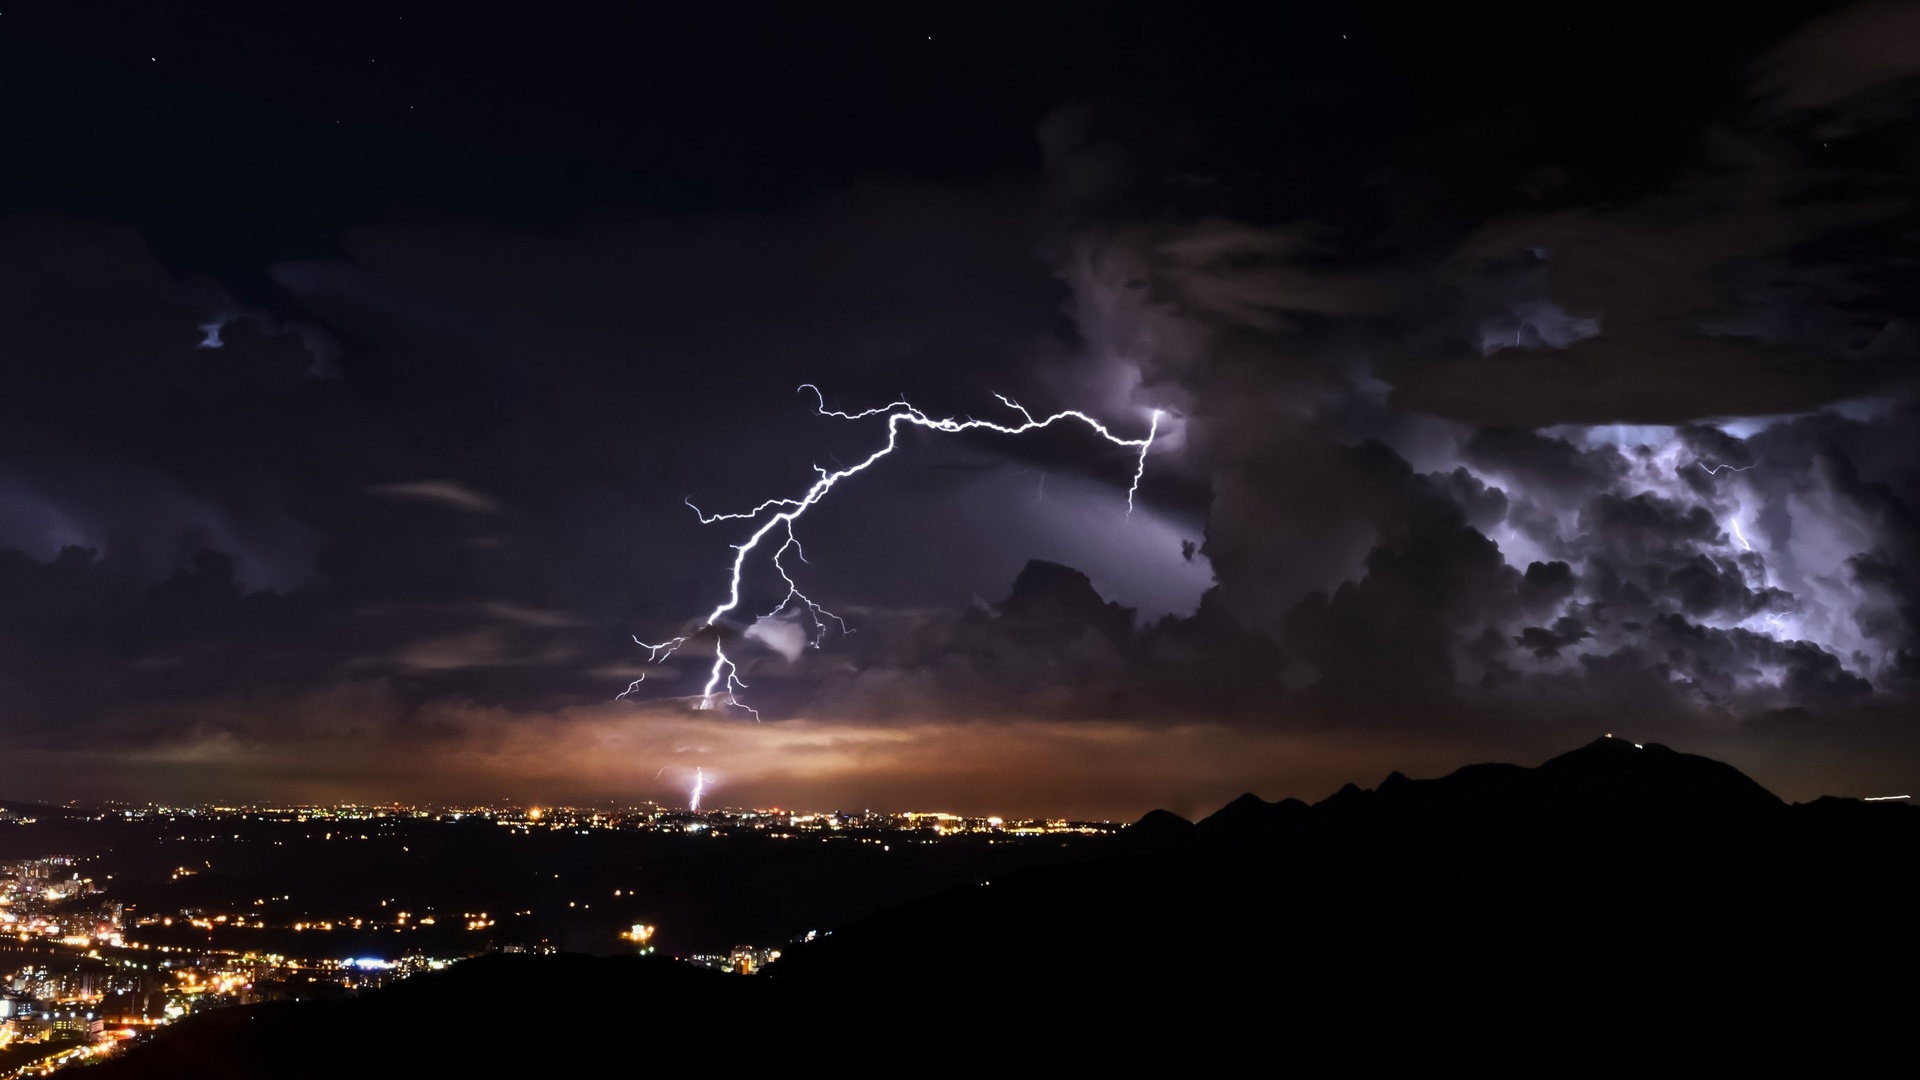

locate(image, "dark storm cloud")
[[4, 2, 1920, 812], [1208, 407, 1910, 719], [1281, 503, 1514, 696], [1462, 429, 1626, 496], [1513, 619, 1590, 661], [1025, 67, 1914, 740], [1032, 5, 1920, 734], [0, 546, 328, 744], [1378, 143, 1916, 427], [799, 560, 1285, 722], [0, 220, 328, 590], [1749, 407, 1920, 680], [0, 187, 1216, 754], [1430, 468, 1509, 532], [1060, 130, 1914, 431], [1756, 0, 1920, 119], [0, 222, 659, 737], [1020, 0, 1920, 747], [1390, 169, 1912, 424], [1153, 219, 1387, 334]]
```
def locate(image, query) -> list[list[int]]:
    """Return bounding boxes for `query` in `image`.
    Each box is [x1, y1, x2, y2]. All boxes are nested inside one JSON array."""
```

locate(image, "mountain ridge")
[[1160, 735, 1783, 849]]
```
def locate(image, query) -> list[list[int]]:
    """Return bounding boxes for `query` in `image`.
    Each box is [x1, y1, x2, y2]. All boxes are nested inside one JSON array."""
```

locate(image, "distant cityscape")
[[0, 801, 1121, 1074]]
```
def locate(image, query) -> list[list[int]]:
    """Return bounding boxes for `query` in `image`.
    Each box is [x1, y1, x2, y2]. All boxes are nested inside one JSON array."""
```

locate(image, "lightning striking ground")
[[689, 768, 707, 813], [621, 385, 1163, 715]]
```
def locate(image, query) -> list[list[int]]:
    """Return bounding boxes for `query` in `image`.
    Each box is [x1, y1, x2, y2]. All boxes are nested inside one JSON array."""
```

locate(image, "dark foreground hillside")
[[88, 741, 1916, 1073]]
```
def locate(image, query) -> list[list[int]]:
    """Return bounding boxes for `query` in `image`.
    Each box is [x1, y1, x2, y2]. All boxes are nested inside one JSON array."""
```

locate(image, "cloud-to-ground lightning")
[[689, 768, 707, 812], [620, 385, 1162, 716]]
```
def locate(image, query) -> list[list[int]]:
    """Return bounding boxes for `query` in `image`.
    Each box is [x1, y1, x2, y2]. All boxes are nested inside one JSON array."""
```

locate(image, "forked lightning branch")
[[618, 385, 1162, 717]]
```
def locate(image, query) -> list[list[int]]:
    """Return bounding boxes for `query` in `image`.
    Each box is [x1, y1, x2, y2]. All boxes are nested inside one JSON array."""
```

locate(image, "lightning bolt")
[[1704, 462, 1806, 644], [615, 638, 688, 701], [764, 523, 849, 648], [1698, 459, 1761, 554], [1699, 458, 1798, 640], [689, 768, 707, 813], [624, 385, 1163, 716]]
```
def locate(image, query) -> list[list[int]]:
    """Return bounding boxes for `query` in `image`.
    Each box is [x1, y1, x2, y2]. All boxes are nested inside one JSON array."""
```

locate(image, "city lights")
[[0, 797, 1122, 1070]]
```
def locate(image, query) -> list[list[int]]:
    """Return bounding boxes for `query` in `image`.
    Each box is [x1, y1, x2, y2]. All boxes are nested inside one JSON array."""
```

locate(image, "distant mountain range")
[[90, 740, 1913, 1073], [1129, 735, 1784, 851]]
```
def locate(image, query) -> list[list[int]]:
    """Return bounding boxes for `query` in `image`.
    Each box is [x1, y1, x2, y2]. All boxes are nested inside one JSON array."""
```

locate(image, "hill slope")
[[86, 742, 1913, 1073]]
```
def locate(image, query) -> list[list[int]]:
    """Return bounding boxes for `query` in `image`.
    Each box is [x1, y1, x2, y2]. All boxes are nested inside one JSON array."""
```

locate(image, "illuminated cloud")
[[744, 616, 808, 663]]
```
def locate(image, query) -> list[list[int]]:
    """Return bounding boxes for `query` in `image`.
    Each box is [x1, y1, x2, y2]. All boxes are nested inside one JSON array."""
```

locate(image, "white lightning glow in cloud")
[[1435, 414, 1895, 700], [621, 386, 1162, 716]]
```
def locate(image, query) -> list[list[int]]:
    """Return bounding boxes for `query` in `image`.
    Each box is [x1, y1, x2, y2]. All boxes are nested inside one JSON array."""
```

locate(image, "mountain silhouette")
[[1114, 806, 1196, 854], [1530, 735, 1781, 807], [1220, 736, 1784, 836], [1192, 791, 1311, 846]]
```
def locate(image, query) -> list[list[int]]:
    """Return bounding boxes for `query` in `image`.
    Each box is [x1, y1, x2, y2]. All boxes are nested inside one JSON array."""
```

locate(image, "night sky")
[[2, 1, 1917, 816]]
